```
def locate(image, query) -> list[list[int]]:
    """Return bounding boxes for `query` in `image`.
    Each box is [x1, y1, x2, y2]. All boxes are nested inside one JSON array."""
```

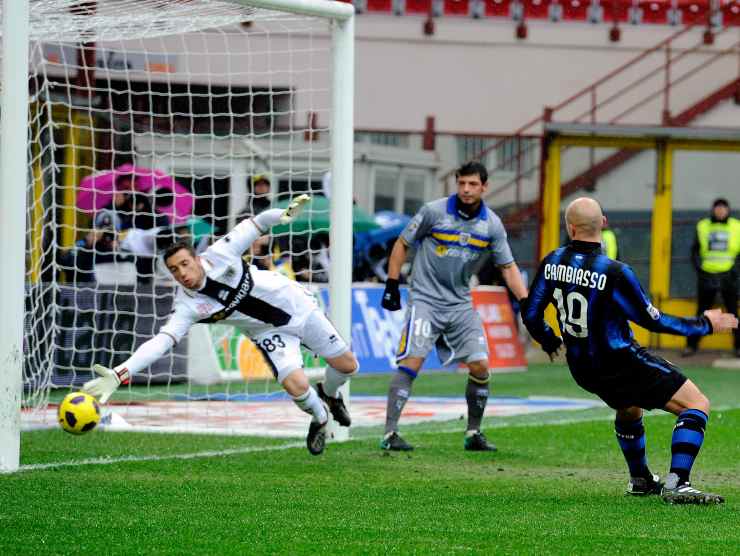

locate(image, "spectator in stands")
[[57, 210, 119, 283], [237, 174, 272, 221], [684, 198, 740, 357]]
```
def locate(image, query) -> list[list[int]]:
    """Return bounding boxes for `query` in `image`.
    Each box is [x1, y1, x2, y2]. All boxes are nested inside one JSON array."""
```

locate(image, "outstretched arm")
[[614, 265, 737, 336], [220, 195, 311, 258], [83, 304, 196, 403]]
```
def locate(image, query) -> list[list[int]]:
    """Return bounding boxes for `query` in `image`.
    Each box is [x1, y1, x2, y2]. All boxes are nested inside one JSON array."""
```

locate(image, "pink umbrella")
[[77, 164, 194, 225]]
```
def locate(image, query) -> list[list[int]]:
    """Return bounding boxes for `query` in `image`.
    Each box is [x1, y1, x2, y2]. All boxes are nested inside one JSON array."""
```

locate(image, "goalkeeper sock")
[[292, 387, 328, 424], [669, 409, 708, 486], [615, 416, 651, 479], [323, 365, 355, 398], [384, 366, 416, 434], [465, 373, 490, 432]]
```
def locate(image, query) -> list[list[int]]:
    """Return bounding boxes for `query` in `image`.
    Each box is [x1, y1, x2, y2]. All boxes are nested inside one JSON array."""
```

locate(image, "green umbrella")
[[185, 217, 214, 245], [272, 195, 379, 235]]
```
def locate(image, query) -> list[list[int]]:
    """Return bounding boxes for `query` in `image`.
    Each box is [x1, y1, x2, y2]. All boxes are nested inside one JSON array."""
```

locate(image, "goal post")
[[0, 0, 31, 474], [1, 0, 355, 472]]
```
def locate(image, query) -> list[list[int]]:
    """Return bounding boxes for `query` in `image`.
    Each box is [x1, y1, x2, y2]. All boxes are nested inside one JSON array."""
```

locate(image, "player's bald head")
[[565, 197, 604, 239]]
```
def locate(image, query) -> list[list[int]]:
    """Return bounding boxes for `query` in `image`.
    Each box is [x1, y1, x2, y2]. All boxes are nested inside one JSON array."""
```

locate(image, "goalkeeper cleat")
[[306, 417, 328, 456], [464, 431, 497, 452], [316, 382, 351, 427], [625, 473, 663, 496], [380, 432, 414, 452], [661, 483, 725, 505]]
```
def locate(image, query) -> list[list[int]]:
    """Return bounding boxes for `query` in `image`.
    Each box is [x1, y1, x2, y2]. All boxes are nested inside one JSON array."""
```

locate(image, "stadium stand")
[[343, 0, 737, 27]]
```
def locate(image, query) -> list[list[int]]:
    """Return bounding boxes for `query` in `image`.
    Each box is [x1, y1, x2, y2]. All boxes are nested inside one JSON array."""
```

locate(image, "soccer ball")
[[58, 392, 101, 435]]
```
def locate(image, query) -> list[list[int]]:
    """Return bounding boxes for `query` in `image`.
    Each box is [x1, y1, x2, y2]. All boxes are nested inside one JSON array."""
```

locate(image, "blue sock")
[[670, 409, 708, 486], [615, 417, 651, 479]]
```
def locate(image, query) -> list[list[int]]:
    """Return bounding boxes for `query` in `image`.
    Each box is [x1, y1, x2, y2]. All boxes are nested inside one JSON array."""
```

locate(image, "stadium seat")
[[602, 0, 631, 22], [637, 0, 671, 24], [486, 0, 513, 17], [444, 0, 470, 15], [523, 0, 550, 19], [677, 0, 710, 24], [562, 0, 591, 20], [366, 0, 394, 12], [721, 0, 740, 26], [405, 0, 434, 13]]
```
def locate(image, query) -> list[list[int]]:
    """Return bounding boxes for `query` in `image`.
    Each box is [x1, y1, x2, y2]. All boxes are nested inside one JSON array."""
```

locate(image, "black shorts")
[[570, 345, 687, 410]]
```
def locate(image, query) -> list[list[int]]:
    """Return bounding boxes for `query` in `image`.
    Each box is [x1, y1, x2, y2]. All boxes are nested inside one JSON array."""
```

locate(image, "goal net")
[[11, 0, 354, 442]]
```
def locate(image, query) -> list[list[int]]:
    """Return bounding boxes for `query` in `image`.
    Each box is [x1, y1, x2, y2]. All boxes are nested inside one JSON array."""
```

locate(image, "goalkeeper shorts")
[[252, 309, 348, 383]]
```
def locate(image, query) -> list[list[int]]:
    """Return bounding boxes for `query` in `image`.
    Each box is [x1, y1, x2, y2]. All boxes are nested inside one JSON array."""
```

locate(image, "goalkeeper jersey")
[[522, 240, 711, 378], [160, 219, 319, 343], [400, 195, 514, 309]]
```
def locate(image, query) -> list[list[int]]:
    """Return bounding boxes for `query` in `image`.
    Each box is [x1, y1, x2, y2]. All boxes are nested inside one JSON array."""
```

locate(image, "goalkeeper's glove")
[[252, 195, 311, 231], [82, 364, 130, 404], [280, 194, 311, 224], [381, 278, 401, 311]]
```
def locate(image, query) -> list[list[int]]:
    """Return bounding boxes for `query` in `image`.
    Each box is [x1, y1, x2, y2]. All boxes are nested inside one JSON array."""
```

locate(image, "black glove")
[[541, 334, 564, 361], [381, 278, 401, 311]]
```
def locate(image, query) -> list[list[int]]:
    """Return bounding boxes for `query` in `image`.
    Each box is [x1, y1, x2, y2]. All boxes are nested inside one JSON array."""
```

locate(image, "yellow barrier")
[[540, 125, 740, 351]]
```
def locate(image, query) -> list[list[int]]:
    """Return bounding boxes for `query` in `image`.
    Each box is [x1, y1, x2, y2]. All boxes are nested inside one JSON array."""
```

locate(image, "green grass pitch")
[[2, 364, 740, 554]]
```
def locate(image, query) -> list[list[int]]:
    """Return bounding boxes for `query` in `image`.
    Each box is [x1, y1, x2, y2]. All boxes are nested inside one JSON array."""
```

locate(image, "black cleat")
[[626, 473, 662, 496], [661, 483, 725, 505], [380, 431, 414, 451], [316, 382, 351, 427], [307, 416, 328, 456], [464, 431, 497, 452], [681, 347, 697, 358]]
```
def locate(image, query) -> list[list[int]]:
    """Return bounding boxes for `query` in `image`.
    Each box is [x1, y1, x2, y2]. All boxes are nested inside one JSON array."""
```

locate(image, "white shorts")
[[252, 309, 349, 383]]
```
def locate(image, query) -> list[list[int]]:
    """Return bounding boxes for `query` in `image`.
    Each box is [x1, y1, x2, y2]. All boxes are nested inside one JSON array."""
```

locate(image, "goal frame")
[[0, 0, 355, 472]]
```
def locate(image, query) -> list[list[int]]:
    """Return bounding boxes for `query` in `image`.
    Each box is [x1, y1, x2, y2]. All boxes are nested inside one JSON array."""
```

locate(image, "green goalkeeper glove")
[[279, 194, 311, 224], [82, 364, 130, 404]]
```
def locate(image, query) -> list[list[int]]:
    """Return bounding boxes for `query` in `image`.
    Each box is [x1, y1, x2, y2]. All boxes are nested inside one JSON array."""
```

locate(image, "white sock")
[[292, 387, 327, 423], [323, 366, 353, 398]]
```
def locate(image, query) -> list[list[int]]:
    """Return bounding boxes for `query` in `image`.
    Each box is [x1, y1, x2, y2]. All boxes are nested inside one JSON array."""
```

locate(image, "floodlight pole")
[[0, 0, 30, 473]]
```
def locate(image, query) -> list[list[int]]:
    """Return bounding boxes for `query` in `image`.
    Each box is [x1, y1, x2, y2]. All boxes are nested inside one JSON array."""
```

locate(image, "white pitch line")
[[17, 441, 304, 473], [15, 404, 740, 474]]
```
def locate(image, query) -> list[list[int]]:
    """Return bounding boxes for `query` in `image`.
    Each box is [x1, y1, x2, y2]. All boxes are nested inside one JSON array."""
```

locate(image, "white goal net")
[[9, 0, 354, 442]]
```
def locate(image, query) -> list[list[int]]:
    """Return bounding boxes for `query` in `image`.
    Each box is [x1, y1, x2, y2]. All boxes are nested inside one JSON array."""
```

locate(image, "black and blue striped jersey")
[[522, 240, 711, 378]]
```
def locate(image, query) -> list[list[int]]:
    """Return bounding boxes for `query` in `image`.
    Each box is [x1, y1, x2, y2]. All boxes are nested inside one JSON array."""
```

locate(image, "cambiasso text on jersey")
[[543, 263, 607, 290]]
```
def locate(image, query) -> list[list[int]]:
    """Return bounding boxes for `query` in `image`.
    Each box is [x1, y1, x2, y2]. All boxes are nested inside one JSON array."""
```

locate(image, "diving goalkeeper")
[[83, 195, 358, 456]]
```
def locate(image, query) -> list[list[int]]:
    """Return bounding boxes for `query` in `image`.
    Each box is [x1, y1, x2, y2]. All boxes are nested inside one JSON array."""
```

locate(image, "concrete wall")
[[69, 18, 740, 135], [36, 16, 740, 212]]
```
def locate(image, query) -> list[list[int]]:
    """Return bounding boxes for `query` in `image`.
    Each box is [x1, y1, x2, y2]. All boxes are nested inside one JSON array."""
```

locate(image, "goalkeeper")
[[83, 195, 358, 456]]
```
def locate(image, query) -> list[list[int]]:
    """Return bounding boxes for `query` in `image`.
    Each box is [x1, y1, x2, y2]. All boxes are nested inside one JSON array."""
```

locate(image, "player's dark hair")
[[456, 161, 488, 184], [163, 240, 196, 265]]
